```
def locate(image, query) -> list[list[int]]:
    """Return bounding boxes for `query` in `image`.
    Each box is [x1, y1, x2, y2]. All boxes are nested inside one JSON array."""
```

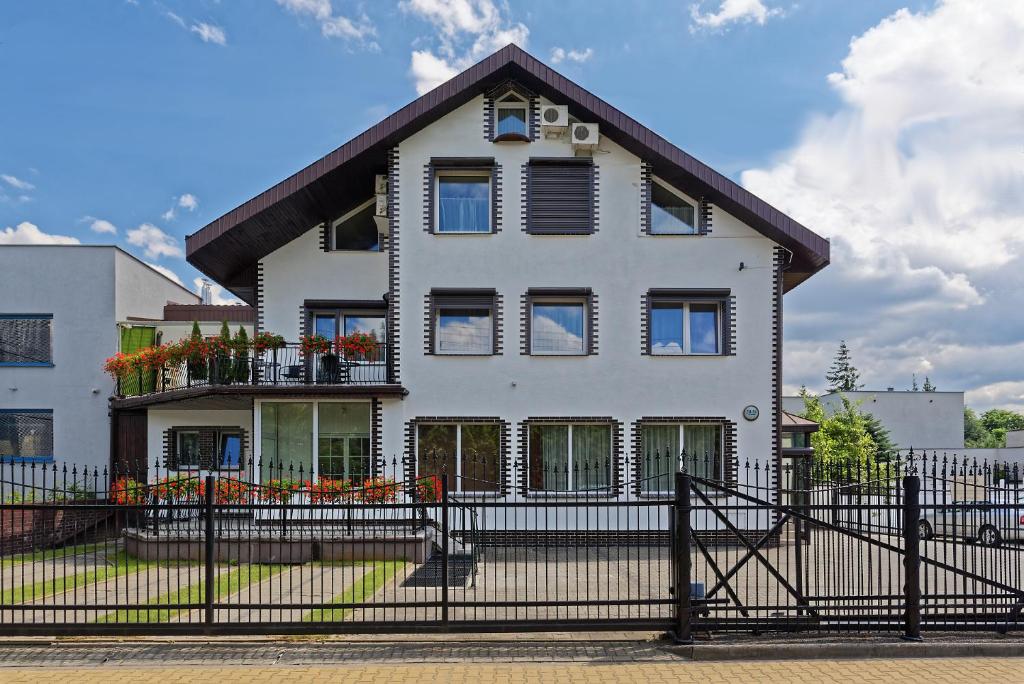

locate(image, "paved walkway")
[[1, 659, 1022, 683]]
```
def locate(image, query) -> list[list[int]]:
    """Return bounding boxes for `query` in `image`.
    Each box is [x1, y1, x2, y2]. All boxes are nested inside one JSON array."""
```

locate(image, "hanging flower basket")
[[335, 332, 380, 361], [252, 331, 286, 353], [299, 334, 332, 357]]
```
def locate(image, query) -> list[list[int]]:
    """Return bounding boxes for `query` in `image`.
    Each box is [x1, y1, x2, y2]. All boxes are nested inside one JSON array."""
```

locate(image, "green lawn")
[[0, 550, 155, 605], [96, 563, 285, 624], [303, 560, 405, 622], [0, 542, 105, 568]]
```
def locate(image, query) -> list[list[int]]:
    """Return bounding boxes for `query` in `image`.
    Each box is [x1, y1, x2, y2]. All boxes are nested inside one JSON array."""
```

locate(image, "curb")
[[674, 641, 1024, 661]]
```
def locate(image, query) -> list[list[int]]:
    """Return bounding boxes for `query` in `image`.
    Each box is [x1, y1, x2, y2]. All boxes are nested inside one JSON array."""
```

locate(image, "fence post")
[[204, 473, 216, 627], [441, 471, 450, 625], [673, 470, 693, 644], [902, 474, 922, 641]]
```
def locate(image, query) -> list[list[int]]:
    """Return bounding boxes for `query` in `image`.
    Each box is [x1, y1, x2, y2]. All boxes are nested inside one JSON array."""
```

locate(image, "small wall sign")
[[743, 405, 760, 422]]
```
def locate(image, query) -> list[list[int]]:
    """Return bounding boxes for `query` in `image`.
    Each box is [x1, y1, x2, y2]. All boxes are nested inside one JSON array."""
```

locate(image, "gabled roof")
[[186, 44, 829, 303]]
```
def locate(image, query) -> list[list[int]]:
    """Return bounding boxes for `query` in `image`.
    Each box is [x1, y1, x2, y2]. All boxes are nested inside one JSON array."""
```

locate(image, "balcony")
[[113, 342, 396, 401]]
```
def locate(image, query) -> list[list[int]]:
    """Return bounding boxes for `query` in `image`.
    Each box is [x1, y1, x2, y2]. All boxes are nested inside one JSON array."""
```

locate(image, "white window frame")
[[415, 422, 502, 494], [435, 169, 492, 234], [176, 430, 202, 468], [528, 422, 612, 493], [434, 304, 494, 355], [640, 422, 724, 495], [495, 93, 528, 138], [650, 301, 721, 356], [331, 198, 380, 251], [530, 298, 588, 356], [649, 177, 698, 236]]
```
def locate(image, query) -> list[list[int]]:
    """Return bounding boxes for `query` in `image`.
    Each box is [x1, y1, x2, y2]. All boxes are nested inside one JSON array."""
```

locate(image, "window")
[[650, 181, 697, 235], [333, 200, 381, 251], [417, 422, 501, 492], [648, 291, 727, 356], [176, 431, 201, 468], [318, 403, 371, 481], [525, 158, 595, 234], [495, 94, 528, 140], [219, 432, 242, 469], [437, 174, 491, 233], [261, 402, 313, 481], [430, 289, 497, 355], [526, 289, 593, 356], [528, 423, 611, 492], [0, 410, 53, 463], [0, 315, 53, 366], [640, 423, 722, 492]]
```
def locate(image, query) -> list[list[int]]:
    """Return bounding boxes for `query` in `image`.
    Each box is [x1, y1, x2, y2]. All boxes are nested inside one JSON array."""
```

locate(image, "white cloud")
[[177, 193, 198, 211], [550, 47, 593, 65], [402, 0, 529, 94], [125, 223, 183, 259], [190, 22, 227, 46], [164, 10, 186, 28], [744, 0, 1024, 410], [192, 277, 241, 306], [1, 174, 35, 191], [162, 207, 176, 221], [275, 0, 376, 44], [0, 222, 79, 245], [83, 216, 117, 235], [145, 261, 184, 286], [690, 0, 781, 31]]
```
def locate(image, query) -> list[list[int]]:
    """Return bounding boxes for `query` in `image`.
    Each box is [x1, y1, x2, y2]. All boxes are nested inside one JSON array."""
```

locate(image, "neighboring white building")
[[111, 46, 830, 527], [0, 245, 200, 473], [782, 389, 965, 450], [1007, 430, 1024, 449]]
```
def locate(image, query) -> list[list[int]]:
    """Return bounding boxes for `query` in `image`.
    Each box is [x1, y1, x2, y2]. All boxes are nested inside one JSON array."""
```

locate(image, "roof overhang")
[[186, 44, 829, 304]]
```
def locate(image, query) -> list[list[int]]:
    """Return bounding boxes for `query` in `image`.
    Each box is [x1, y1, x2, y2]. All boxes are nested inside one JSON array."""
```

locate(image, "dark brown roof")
[[186, 44, 829, 303], [781, 410, 819, 432], [163, 303, 255, 323]]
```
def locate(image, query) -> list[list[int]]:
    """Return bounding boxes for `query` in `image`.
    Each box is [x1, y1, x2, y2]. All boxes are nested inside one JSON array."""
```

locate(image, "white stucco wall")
[[113, 249, 198, 323], [259, 226, 389, 338], [1007, 430, 1024, 449], [146, 408, 253, 479], [784, 390, 965, 449]]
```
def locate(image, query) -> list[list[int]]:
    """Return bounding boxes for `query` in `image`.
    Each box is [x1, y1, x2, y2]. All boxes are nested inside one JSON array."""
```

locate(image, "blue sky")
[[3, 1, 1022, 410]]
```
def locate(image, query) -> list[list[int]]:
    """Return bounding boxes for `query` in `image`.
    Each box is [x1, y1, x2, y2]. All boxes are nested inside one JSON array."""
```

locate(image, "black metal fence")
[[115, 342, 392, 397], [0, 452, 1020, 637]]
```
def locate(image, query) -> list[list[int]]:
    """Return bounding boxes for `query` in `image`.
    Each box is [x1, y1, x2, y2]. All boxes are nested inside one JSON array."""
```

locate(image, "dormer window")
[[494, 94, 529, 142]]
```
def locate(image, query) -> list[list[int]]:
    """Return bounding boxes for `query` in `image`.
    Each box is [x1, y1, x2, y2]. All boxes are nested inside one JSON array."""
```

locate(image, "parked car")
[[919, 501, 1024, 546]]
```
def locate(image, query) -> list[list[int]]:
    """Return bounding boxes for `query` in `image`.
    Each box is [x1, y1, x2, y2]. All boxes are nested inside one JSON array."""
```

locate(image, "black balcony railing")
[[115, 342, 392, 397]]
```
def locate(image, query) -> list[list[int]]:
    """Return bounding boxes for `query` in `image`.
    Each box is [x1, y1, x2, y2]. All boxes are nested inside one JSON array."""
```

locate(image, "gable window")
[[0, 410, 53, 463], [525, 158, 595, 235], [528, 423, 611, 492], [333, 200, 381, 251], [640, 423, 722, 492], [0, 315, 53, 366], [430, 289, 497, 355], [650, 180, 697, 235], [437, 173, 491, 233], [417, 422, 501, 492], [647, 290, 729, 356], [494, 94, 528, 141]]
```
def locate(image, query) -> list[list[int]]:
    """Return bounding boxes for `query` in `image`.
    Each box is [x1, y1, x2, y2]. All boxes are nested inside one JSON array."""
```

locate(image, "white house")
[[110, 46, 829, 527], [0, 245, 200, 474]]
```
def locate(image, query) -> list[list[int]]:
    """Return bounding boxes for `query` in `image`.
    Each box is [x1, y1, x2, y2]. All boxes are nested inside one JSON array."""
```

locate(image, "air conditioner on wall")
[[570, 122, 599, 150], [374, 174, 388, 195], [540, 104, 568, 136], [374, 194, 388, 218]]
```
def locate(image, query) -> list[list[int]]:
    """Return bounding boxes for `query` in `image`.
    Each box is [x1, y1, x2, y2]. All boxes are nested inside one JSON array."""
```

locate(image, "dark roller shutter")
[[525, 158, 594, 235]]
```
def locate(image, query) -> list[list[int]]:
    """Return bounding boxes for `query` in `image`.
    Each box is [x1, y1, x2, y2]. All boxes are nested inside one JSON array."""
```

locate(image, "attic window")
[[494, 94, 528, 142], [333, 200, 380, 251], [650, 180, 697, 235]]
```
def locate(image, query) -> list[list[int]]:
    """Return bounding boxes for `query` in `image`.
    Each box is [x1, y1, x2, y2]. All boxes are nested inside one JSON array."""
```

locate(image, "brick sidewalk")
[[1, 660, 1023, 683]]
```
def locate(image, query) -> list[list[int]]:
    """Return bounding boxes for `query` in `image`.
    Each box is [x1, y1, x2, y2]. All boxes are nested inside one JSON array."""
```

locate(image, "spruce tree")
[[825, 341, 862, 392], [923, 376, 935, 392]]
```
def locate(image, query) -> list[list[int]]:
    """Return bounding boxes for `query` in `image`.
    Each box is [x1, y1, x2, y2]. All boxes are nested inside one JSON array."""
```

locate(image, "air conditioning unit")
[[570, 122, 599, 150], [374, 174, 388, 195], [540, 105, 568, 135], [375, 194, 388, 218]]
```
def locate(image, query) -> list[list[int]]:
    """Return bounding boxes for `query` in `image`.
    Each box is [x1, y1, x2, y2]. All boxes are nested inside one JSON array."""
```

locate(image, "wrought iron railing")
[[115, 342, 392, 397]]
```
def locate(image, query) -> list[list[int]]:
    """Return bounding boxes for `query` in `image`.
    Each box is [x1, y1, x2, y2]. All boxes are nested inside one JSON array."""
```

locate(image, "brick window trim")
[[521, 288, 597, 356], [518, 417, 625, 495], [404, 417, 512, 496], [163, 426, 248, 471], [424, 157, 501, 234], [630, 417, 738, 495], [641, 289, 735, 357], [425, 288, 501, 356], [640, 169, 712, 237], [483, 81, 539, 143]]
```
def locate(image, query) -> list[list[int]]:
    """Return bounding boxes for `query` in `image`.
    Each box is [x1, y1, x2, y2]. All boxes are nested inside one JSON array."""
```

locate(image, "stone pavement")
[[0, 659, 1022, 683]]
